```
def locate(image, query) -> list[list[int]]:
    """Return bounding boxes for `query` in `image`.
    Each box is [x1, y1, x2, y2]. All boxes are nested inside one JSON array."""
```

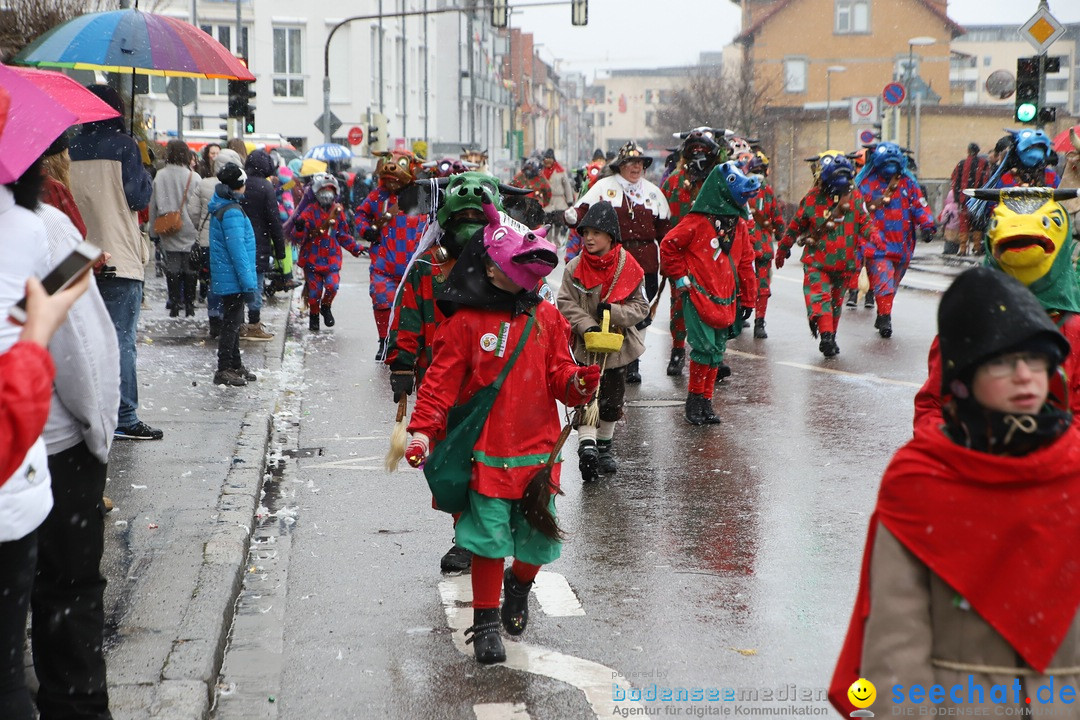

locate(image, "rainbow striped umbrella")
[[12, 8, 254, 81]]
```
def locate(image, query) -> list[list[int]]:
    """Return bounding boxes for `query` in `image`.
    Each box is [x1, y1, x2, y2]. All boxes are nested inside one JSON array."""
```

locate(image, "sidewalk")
[[95, 266, 297, 720]]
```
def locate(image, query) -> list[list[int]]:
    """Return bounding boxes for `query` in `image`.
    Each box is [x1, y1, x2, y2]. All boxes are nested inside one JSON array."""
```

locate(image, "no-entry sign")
[[347, 126, 364, 146], [882, 82, 906, 106]]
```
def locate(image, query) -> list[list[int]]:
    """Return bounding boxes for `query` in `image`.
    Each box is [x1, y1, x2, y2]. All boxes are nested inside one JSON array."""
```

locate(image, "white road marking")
[[775, 361, 921, 388], [304, 455, 385, 469], [532, 571, 585, 617], [473, 702, 531, 719], [439, 575, 641, 719]]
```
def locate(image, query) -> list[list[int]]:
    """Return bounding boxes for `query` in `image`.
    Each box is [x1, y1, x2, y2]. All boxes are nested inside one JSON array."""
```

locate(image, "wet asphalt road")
[[210, 256, 943, 720]]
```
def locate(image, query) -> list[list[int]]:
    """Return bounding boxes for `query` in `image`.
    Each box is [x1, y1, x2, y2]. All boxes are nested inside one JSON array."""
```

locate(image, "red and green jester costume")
[[777, 164, 881, 358], [747, 182, 784, 336], [660, 167, 701, 367], [661, 162, 758, 425]]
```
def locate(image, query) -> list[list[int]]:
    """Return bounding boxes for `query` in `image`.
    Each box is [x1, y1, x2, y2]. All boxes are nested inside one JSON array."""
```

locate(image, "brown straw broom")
[[384, 393, 409, 471]]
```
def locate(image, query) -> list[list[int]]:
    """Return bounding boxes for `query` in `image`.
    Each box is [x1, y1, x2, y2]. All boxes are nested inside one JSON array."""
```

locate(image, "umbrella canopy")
[[0, 63, 78, 184], [299, 158, 328, 177], [11, 8, 254, 80], [1052, 125, 1080, 155], [305, 144, 353, 163], [7, 66, 120, 124]]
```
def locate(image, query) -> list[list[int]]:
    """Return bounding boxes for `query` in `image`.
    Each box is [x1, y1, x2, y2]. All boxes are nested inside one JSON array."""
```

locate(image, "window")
[[150, 76, 167, 94], [645, 89, 653, 104], [835, 0, 869, 34], [784, 58, 807, 93], [273, 26, 304, 98], [199, 24, 249, 95], [983, 56, 992, 67], [645, 111, 655, 127], [657, 89, 675, 104]]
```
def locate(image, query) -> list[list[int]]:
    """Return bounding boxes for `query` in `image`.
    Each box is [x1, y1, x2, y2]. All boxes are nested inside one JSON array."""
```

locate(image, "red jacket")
[[407, 301, 588, 499], [659, 213, 757, 329], [0, 343, 55, 486], [913, 312, 1080, 431]]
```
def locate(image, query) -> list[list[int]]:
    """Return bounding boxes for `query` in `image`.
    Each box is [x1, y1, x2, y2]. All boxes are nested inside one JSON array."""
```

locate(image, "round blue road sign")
[[883, 82, 906, 106], [859, 129, 877, 144]]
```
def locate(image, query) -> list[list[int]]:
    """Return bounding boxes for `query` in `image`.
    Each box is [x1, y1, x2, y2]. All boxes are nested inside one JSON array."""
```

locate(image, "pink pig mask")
[[481, 196, 558, 290]]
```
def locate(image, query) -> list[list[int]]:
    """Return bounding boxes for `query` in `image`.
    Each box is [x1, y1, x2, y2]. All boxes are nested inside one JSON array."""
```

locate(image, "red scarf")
[[542, 161, 564, 180], [830, 424, 1080, 715], [572, 246, 644, 304]]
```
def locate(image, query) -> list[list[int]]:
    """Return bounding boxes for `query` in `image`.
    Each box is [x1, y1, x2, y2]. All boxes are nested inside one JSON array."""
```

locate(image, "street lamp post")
[[905, 36, 935, 150], [825, 65, 846, 148]]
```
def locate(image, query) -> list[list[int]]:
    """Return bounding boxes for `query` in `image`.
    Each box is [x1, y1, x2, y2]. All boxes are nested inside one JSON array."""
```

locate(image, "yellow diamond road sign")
[[1020, 6, 1065, 54]]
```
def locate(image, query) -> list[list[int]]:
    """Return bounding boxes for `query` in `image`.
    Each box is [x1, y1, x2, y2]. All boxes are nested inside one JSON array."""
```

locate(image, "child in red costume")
[[831, 267, 1080, 716], [404, 199, 599, 664], [660, 162, 759, 425], [292, 173, 364, 332]]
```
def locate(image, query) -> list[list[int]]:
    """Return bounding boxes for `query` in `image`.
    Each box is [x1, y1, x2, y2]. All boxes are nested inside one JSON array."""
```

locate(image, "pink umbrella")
[[7, 66, 120, 124], [0, 63, 77, 184]]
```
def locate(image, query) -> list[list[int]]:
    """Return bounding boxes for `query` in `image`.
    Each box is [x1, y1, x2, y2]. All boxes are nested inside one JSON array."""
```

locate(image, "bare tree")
[[0, 0, 119, 62], [652, 61, 776, 141]]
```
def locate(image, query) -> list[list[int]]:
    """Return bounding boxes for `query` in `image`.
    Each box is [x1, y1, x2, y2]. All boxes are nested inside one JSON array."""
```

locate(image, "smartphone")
[[8, 241, 103, 324]]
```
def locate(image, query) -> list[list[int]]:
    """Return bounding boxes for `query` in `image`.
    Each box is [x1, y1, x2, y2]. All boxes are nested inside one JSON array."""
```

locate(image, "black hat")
[[968, 142, 980, 155], [543, 148, 555, 159], [44, 132, 68, 157], [938, 267, 1070, 393], [217, 162, 247, 190], [592, 148, 605, 161], [576, 201, 622, 245], [610, 141, 653, 170]]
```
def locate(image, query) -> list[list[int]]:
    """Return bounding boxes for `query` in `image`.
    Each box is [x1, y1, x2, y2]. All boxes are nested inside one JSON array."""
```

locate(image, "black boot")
[[717, 363, 731, 380], [309, 313, 320, 332], [501, 568, 533, 636], [685, 393, 707, 426], [666, 347, 685, 377], [375, 337, 387, 360], [208, 316, 222, 339], [166, 273, 181, 316], [465, 608, 505, 664], [578, 439, 599, 483], [819, 331, 840, 358], [321, 303, 336, 327], [440, 543, 472, 572], [753, 318, 768, 339], [183, 273, 197, 316], [625, 359, 641, 384], [701, 397, 722, 424], [875, 314, 892, 338], [864, 289, 875, 310], [597, 439, 616, 473], [845, 289, 858, 308]]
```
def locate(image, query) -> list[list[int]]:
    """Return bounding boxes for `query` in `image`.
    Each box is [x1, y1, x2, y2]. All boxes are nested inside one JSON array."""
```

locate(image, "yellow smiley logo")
[[847, 678, 876, 709]]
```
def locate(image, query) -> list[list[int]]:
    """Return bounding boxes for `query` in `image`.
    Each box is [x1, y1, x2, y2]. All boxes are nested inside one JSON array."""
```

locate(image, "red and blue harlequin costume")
[[855, 143, 935, 338], [355, 187, 428, 334], [293, 192, 363, 324]]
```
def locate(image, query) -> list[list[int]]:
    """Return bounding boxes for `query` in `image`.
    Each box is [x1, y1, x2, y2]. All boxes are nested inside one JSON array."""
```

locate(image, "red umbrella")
[[1052, 125, 1080, 154], [6, 66, 120, 124], [0, 63, 77, 183]]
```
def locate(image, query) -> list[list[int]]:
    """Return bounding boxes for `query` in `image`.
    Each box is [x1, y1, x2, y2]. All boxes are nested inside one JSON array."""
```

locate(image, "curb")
[[134, 294, 293, 720]]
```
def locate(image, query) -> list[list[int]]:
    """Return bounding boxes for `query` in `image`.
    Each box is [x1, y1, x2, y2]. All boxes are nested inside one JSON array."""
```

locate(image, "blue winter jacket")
[[208, 185, 258, 297]]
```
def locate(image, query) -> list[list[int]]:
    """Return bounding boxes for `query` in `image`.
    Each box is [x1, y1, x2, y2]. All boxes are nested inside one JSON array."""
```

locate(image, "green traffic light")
[[245, 122, 254, 133], [1016, 102, 1037, 123]]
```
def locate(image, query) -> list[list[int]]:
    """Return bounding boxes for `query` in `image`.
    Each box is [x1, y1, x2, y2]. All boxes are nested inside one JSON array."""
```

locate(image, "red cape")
[[830, 423, 1080, 715], [542, 161, 565, 180], [572, 245, 645, 304]]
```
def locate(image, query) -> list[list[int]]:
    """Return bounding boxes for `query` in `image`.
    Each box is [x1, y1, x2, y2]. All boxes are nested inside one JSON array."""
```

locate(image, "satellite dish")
[[985, 70, 1016, 100]]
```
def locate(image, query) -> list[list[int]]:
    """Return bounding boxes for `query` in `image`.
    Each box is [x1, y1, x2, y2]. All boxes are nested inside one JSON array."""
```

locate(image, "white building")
[[147, 0, 511, 161]]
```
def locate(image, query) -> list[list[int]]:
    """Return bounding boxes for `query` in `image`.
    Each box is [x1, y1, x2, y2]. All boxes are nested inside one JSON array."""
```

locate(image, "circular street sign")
[[854, 98, 875, 119], [859, 129, 877, 144], [166, 77, 197, 108], [347, 126, 364, 146], [882, 82, 906, 106], [985, 70, 1016, 100]]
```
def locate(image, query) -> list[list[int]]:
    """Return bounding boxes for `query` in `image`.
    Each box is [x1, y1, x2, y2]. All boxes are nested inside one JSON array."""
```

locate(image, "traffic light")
[[491, 0, 508, 28], [1039, 55, 1061, 125], [368, 112, 389, 154], [1014, 56, 1040, 124], [227, 80, 246, 118], [244, 111, 255, 134], [571, 0, 587, 26]]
